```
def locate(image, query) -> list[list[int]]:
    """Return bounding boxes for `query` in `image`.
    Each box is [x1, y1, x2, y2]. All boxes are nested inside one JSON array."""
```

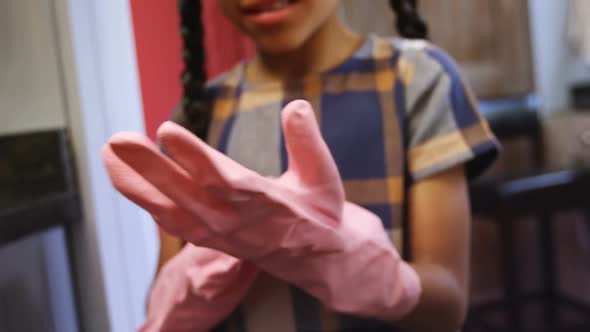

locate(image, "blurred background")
[[1, 0, 589, 331]]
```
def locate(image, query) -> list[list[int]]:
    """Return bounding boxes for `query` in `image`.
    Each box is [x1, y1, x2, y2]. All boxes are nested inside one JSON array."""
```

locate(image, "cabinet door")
[[340, 0, 535, 100], [0, 0, 67, 135]]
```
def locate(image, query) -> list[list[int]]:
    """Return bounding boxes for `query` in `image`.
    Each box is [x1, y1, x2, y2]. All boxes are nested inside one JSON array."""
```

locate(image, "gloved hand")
[[140, 245, 257, 332], [103, 100, 421, 321]]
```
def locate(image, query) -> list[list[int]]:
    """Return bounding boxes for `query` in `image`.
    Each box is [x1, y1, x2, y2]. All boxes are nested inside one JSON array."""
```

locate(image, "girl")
[[103, 0, 499, 331]]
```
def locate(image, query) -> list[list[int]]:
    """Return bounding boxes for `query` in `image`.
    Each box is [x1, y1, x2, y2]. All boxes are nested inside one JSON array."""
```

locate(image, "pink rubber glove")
[[140, 245, 257, 332], [103, 100, 422, 321], [103, 142, 257, 331]]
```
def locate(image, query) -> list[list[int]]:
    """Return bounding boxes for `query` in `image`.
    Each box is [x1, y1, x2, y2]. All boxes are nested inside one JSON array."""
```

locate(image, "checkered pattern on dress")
[[194, 35, 500, 332]]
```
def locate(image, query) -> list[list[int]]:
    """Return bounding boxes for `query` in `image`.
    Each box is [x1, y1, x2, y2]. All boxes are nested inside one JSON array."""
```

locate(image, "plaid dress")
[[199, 35, 499, 332]]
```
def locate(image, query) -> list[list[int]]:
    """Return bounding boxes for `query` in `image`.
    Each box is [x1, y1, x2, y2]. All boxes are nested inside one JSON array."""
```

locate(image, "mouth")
[[242, 0, 296, 15]]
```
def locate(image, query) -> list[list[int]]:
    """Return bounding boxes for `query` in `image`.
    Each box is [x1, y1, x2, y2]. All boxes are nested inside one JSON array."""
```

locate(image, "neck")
[[248, 14, 362, 83]]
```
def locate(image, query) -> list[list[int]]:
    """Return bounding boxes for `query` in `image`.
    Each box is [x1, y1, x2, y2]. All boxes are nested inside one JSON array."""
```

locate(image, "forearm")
[[395, 166, 471, 331], [102, 104, 469, 330], [141, 246, 257, 332], [395, 263, 467, 332]]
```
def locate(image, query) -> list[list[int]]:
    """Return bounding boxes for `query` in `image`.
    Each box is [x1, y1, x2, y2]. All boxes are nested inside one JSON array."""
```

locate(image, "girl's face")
[[217, 0, 340, 54]]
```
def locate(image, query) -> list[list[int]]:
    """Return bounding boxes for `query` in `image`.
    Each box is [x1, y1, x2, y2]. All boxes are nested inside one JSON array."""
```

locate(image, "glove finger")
[[108, 132, 256, 236], [102, 144, 212, 242], [281, 100, 342, 188], [157, 121, 270, 194]]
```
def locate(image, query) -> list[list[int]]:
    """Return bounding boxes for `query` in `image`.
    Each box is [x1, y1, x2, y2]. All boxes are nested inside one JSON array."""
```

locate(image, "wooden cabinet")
[[340, 0, 535, 100]]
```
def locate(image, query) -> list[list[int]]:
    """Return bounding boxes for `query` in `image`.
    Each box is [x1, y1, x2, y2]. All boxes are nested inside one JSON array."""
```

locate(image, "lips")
[[241, 0, 294, 15]]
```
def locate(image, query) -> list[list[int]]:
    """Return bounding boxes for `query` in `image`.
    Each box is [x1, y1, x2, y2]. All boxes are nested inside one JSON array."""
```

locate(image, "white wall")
[[0, 0, 66, 135], [59, 0, 159, 330], [529, 0, 590, 113]]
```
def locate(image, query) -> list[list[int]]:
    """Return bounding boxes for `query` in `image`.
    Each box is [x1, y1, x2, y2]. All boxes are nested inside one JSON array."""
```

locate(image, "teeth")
[[261, 0, 289, 11], [244, 0, 291, 15]]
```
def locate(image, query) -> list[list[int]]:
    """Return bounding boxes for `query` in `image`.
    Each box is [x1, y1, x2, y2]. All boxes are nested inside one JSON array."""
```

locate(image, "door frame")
[[53, 0, 158, 330]]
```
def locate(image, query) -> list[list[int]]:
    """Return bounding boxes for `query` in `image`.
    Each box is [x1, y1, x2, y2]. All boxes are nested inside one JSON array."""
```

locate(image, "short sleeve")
[[396, 41, 500, 181]]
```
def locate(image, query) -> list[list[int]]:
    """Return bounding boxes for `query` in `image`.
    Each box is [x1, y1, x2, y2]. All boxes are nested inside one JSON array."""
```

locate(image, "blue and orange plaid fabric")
[[197, 35, 500, 332]]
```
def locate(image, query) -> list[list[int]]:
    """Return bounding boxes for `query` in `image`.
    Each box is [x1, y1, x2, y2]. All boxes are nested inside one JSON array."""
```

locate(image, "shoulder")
[[371, 36, 464, 89], [393, 37, 461, 77], [372, 36, 470, 114]]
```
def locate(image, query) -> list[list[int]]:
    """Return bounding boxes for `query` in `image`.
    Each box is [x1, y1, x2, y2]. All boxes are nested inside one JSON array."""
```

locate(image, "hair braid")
[[175, 0, 211, 139], [389, 0, 428, 39]]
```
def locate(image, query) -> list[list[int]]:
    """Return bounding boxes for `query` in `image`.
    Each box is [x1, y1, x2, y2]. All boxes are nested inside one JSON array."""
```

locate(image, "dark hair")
[[173, 0, 210, 139], [389, 0, 428, 39], [388, 0, 427, 261], [175, 0, 428, 134]]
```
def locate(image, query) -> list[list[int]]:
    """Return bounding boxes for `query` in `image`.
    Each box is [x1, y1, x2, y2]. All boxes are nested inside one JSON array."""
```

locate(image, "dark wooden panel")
[[420, 0, 534, 99], [0, 129, 80, 245], [0, 192, 80, 245]]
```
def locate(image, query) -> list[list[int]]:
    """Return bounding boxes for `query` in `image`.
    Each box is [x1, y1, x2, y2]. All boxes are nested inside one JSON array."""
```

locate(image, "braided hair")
[[389, 0, 428, 39], [173, 0, 211, 139], [388, 0, 428, 260], [174, 0, 428, 135]]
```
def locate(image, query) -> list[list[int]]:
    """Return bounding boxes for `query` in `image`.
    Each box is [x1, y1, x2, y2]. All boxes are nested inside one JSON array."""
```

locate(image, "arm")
[[103, 101, 422, 322], [396, 166, 470, 332], [104, 100, 486, 329], [391, 43, 499, 331], [146, 222, 256, 331], [141, 244, 257, 332]]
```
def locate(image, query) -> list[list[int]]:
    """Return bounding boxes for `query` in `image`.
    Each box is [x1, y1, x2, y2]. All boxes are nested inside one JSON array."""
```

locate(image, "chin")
[[256, 36, 306, 54]]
